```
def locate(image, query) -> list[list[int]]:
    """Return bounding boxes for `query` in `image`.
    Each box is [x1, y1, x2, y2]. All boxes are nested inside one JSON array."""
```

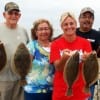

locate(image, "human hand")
[[62, 49, 77, 60], [81, 51, 91, 61]]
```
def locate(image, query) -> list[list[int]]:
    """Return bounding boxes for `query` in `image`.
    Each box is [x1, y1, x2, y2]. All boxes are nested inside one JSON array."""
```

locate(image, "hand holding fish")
[[54, 49, 74, 71], [81, 51, 91, 62], [83, 51, 99, 94], [63, 51, 79, 96]]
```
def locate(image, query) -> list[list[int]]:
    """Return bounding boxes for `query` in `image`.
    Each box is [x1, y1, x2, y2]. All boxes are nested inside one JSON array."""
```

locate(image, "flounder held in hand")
[[83, 51, 99, 94], [63, 51, 79, 96], [12, 43, 32, 86], [0, 42, 7, 72]]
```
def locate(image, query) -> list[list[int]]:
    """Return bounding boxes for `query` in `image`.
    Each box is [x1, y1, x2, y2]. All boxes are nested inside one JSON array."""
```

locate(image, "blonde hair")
[[60, 12, 76, 25]]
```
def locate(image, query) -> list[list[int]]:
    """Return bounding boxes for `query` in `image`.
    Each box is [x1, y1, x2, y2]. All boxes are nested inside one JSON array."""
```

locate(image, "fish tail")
[[66, 88, 73, 96], [84, 86, 90, 94], [18, 78, 27, 86]]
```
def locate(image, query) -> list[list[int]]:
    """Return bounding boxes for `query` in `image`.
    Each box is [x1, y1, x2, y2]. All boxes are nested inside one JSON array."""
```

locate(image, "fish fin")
[[84, 86, 90, 94]]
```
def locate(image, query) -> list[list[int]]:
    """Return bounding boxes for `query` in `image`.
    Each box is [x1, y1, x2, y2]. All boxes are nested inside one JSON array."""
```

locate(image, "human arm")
[[81, 39, 92, 61], [53, 49, 71, 71]]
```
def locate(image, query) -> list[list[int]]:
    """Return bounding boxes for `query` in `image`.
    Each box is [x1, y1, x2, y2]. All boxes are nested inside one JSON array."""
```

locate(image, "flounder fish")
[[63, 51, 79, 96], [0, 42, 7, 72], [12, 43, 32, 86], [83, 51, 99, 94]]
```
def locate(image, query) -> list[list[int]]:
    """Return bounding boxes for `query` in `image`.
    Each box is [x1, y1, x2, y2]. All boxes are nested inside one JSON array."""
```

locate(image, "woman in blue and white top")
[[24, 19, 55, 100]]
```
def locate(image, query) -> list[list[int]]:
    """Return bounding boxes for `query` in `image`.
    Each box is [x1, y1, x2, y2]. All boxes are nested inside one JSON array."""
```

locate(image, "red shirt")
[[50, 36, 92, 100]]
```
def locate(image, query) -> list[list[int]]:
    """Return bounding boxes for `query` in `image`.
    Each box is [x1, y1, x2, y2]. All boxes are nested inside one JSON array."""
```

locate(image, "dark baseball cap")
[[5, 2, 20, 12]]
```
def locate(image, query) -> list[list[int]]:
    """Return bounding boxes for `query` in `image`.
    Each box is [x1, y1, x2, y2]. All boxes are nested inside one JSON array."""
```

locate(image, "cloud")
[[1, 0, 100, 38]]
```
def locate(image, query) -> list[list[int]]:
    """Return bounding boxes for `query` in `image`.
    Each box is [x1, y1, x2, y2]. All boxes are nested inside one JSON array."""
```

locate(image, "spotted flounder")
[[12, 43, 32, 86], [83, 51, 99, 94], [63, 51, 79, 96]]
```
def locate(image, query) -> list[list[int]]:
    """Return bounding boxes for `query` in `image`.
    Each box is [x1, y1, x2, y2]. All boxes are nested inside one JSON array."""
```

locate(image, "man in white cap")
[[0, 2, 29, 100], [76, 7, 100, 100]]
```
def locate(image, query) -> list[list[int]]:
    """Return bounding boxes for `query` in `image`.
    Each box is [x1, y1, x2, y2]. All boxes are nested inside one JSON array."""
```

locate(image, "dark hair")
[[31, 19, 53, 41]]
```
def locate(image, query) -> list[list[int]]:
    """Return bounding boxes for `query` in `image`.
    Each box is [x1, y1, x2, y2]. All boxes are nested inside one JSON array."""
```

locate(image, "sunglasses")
[[7, 11, 20, 16]]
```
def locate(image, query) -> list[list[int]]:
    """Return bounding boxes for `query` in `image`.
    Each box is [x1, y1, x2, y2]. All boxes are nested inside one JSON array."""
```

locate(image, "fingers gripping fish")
[[83, 51, 99, 94]]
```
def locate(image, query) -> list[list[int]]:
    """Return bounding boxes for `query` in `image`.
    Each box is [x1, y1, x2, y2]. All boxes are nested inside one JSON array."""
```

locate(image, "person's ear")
[[61, 23, 63, 30], [18, 13, 21, 18], [3, 12, 6, 18]]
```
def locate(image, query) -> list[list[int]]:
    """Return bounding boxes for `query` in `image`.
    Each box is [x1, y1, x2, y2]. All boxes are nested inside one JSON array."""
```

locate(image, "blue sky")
[[0, 0, 100, 38]]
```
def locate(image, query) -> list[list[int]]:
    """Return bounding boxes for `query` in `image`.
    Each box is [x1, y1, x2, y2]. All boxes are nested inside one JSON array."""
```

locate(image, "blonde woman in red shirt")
[[50, 12, 92, 100]]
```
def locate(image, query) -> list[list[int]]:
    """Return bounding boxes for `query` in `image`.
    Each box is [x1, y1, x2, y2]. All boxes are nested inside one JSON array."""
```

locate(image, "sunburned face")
[[79, 12, 94, 32], [61, 16, 77, 36], [3, 10, 21, 27], [36, 22, 51, 41]]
